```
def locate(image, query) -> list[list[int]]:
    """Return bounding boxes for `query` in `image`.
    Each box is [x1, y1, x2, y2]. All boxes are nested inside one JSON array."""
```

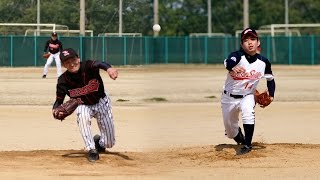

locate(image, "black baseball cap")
[[241, 28, 258, 40], [51, 32, 58, 36], [60, 48, 78, 63]]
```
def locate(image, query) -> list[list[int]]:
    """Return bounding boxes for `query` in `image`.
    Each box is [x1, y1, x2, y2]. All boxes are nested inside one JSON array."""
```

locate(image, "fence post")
[[10, 35, 13, 67], [80, 36, 83, 61], [144, 37, 149, 64], [102, 36, 105, 62], [267, 36, 271, 61], [204, 36, 208, 64], [123, 36, 127, 65], [311, 35, 315, 65], [288, 36, 292, 65], [165, 37, 168, 64], [224, 36, 228, 59], [34, 36, 37, 66], [184, 36, 188, 64]]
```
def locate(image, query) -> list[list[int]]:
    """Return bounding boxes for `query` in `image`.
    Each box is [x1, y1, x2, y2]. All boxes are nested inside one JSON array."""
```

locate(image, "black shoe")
[[87, 149, 99, 162], [42, 75, 46, 78], [94, 134, 105, 153], [233, 127, 245, 145], [237, 145, 252, 155]]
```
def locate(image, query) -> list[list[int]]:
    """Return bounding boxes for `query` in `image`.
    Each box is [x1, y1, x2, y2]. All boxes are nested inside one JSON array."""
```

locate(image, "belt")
[[223, 90, 245, 99]]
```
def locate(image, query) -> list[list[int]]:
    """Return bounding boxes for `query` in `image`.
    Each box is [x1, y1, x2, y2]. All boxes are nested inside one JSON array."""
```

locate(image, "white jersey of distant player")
[[223, 55, 270, 95]]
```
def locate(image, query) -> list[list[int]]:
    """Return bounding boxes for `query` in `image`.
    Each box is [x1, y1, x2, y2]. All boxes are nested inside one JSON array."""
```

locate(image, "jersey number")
[[244, 82, 254, 89]]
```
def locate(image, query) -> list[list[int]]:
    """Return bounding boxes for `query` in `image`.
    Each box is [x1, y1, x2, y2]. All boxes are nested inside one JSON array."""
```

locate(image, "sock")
[[243, 124, 255, 147], [233, 128, 245, 144]]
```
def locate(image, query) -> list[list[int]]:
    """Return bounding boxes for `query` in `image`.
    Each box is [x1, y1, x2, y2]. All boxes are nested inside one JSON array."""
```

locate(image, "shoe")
[[233, 127, 245, 145], [87, 149, 99, 162], [42, 75, 46, 78], [237, 145, 252, 155], [94, 134, 105, 153]]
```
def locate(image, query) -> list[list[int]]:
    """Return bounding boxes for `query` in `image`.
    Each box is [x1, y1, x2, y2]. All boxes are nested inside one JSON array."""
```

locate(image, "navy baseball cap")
[[51, 32, 57, 36], [241, 28, 258, 40], [60, 48, 78, 63]]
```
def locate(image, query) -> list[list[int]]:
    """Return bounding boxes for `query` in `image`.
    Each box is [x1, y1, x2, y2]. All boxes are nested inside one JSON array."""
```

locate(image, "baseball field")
[[0, 64, 320, 179]]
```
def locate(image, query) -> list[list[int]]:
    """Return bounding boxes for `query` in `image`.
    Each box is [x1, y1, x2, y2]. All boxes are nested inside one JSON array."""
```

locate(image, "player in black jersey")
[[52, 48, 118, 162], [42, 32, 63, 78]]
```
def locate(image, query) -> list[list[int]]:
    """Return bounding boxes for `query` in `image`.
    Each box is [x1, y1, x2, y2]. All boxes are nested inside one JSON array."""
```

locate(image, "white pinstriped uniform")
[[76, 93, 115, 151]]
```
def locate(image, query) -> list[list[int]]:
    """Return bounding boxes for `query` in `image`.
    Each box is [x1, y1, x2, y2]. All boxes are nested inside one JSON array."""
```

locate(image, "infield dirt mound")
[[1, 143, 320, 179]]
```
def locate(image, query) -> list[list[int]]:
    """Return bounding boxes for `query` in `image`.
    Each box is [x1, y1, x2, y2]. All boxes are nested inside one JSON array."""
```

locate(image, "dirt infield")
[[0, 65, 320, 179]]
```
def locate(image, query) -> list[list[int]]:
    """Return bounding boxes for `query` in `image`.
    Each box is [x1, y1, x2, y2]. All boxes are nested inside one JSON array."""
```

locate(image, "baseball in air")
[[153, 24, 161, 32]]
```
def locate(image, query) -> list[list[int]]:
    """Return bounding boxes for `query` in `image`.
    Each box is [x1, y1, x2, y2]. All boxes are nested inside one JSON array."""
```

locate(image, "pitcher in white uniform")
[[221, 28, 276, 155]]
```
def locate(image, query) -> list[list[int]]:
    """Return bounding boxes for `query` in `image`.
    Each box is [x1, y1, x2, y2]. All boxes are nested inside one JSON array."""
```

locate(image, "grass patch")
[[205, 95, 216, 99], [116, 99, 130, 102], [144, 97, 168, 102]]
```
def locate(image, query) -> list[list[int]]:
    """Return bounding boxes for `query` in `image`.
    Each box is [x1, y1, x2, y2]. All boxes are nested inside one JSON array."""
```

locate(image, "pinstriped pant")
[[76, 94, 115, 151]]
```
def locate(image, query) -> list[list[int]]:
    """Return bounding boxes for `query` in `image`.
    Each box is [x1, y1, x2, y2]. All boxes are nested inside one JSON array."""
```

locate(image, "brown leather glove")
[[255, 90, 273, 108], [53, 99, 79, 120]]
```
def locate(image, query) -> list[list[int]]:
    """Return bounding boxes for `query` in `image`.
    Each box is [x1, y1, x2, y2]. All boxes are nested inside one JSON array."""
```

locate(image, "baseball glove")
[[255, 90, 273, 108], [53, 98, 79, 120], [42, 53, 50, 59]]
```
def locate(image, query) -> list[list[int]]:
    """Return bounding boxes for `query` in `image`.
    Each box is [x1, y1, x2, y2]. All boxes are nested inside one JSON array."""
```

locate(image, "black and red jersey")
[[54, 60, 111, 108], [44, 39, 63, 54]]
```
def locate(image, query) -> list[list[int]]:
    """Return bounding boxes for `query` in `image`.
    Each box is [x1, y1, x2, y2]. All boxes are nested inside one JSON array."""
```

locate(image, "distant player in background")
[[220, 28, 276, 155], [52, 48, 118, 162], [42, 32, 63, 78]]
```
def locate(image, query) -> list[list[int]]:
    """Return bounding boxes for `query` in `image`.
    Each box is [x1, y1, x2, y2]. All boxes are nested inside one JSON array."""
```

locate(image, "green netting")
[[0, 37, 11, 66], [315, 36, 320, 64], [0, 35, 319, 67]]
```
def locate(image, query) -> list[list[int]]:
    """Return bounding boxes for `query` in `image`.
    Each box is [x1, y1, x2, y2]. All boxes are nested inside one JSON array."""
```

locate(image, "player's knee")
[[77, 113, 91, 124], [225, 128, 238, 139], [242, 111, 255, 124]]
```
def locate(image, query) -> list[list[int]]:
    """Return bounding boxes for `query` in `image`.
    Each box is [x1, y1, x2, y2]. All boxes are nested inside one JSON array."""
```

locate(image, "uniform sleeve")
[[53, 77, 67, 109], [224, 51, 241, 71], [263, 58, 274, 81], [44, 40, 49, 52], [92, 60, 112, 71], [263, 58, 276, 97]]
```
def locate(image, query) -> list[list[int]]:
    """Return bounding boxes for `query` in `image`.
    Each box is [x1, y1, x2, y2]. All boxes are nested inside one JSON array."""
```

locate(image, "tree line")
[[0, 0, 319, 36]]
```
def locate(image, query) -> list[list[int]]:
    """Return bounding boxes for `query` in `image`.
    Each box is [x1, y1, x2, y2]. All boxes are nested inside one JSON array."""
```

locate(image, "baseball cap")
[[60, 48, 78, 63], [241, 28, 258, 40], [51, 32, 58, 36]]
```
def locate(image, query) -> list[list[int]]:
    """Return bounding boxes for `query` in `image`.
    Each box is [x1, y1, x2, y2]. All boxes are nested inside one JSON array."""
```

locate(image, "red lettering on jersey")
[[68, 79, 100, 97], [230, 70, 262, 80], [49, 43, 59, 50]]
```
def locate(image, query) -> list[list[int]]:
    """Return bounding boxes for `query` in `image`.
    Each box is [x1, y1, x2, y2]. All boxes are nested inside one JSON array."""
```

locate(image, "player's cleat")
[[94, 134, 106, 153], [237, 145, 252, 155], [87, 149, 99, 162], [42, 75, 46, 78], [233, 127, 245, 145]]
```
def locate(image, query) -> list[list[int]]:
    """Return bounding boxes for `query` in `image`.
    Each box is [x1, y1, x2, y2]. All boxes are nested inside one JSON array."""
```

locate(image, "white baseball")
[[153, 24, 161, 32]]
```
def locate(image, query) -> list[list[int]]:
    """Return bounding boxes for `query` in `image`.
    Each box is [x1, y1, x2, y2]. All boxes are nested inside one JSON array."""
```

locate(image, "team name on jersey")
[[229, 70, 262, 80], [49, 43, 59, 49], [69, 79, 99, 97]]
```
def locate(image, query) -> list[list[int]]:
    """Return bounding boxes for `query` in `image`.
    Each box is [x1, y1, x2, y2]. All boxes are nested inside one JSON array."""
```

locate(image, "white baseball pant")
[[221, 93, 255, 139], [43, 52, 62, 77]]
